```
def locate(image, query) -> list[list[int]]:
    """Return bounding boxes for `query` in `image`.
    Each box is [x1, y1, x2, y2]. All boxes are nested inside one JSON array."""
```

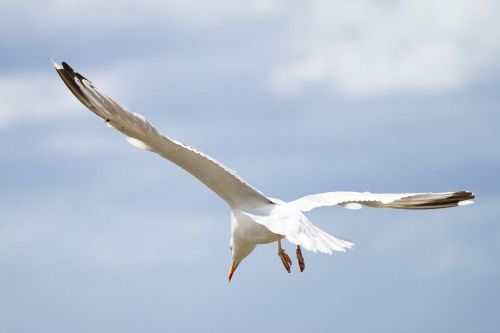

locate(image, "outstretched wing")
[[54, 61, 272, 208], [289, 191, 475, 212]]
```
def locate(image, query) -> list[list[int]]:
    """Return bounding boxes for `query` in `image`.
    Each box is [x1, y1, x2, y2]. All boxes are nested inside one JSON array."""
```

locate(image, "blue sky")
[[1, 1, 499, 332]]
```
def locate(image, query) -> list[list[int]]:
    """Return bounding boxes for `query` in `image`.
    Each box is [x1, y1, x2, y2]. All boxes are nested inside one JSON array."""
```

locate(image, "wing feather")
[[54, 61, 272, 208], [289, 191, 475, 212], [239, 204, 354, 254]]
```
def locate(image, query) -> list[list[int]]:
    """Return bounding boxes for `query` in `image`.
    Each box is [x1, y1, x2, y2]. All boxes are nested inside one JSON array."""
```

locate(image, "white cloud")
[[269, 0, 500, 96], [0, 70, 78, 127], [0, 61, 134, 129], [42, 129, 116, 155], [4, 0, 496, 99], [0, 211, 216, 273], [83, 218, 213, 272], [366, 197, 499, 278], [0, 0, 285, 34]]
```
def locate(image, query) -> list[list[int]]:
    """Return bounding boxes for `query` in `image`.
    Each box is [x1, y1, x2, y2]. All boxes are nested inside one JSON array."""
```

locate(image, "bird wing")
[[288, 191, 475, 212], [54, 61, 272, 208]]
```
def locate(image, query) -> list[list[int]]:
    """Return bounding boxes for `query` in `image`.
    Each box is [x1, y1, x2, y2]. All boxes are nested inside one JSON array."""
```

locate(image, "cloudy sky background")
[[1, 1, 499, 332]]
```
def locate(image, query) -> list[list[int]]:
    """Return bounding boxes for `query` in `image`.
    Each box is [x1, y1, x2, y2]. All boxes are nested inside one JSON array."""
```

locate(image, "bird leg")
[[296, 245, 305, 272], [277, 239, 292, 273]]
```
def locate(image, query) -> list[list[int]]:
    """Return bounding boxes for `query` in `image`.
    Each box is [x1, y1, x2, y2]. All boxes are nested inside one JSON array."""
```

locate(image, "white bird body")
[[231, 209, 283, 245], [230, 209, 282, 263], [54, 61, 474, 280]]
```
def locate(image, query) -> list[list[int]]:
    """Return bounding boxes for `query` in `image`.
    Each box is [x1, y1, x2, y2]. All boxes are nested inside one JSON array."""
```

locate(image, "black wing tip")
[[443, 190, 476, 208], [390, 190, 475, 209], [61, 61, 78, 76], [53, 60, 95, 110], [455, 191, 475, 201], [51, 60, 70, 69], [61, 61, 71, 71], [62, 61, 90, 82], [52, 60, 73, 76]]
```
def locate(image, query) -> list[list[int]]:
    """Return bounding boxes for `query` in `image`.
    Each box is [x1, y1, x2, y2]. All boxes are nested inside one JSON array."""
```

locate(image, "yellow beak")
[[228, 260, 239, 282]]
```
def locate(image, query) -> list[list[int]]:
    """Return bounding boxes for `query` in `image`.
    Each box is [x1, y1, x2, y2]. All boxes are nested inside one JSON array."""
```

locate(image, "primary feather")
[[289, 191, 475, 212], [54, 61, 272, 209]]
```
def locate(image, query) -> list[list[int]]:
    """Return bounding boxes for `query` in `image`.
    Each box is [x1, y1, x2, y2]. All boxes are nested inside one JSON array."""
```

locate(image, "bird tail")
[[241, 206, 354, 254]]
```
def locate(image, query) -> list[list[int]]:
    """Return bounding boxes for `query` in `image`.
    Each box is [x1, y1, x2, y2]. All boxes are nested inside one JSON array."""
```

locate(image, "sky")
[[1, 0, 499, 332]]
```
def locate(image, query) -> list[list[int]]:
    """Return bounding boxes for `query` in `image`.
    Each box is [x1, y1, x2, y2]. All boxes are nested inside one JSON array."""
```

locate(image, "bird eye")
[[229, 245, 233, 253]]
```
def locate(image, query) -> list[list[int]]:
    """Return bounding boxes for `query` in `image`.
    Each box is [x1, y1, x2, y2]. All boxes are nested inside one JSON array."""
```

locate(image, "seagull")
[[53, 61, 475, 281]]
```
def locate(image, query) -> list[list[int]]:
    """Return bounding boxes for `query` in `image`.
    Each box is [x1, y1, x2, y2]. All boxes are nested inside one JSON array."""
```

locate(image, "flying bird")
[[53, 61, 475, 281]]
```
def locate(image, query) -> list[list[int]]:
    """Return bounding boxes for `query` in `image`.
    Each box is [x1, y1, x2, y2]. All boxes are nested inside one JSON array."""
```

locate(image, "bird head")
[[227, 238, 256, 282]]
